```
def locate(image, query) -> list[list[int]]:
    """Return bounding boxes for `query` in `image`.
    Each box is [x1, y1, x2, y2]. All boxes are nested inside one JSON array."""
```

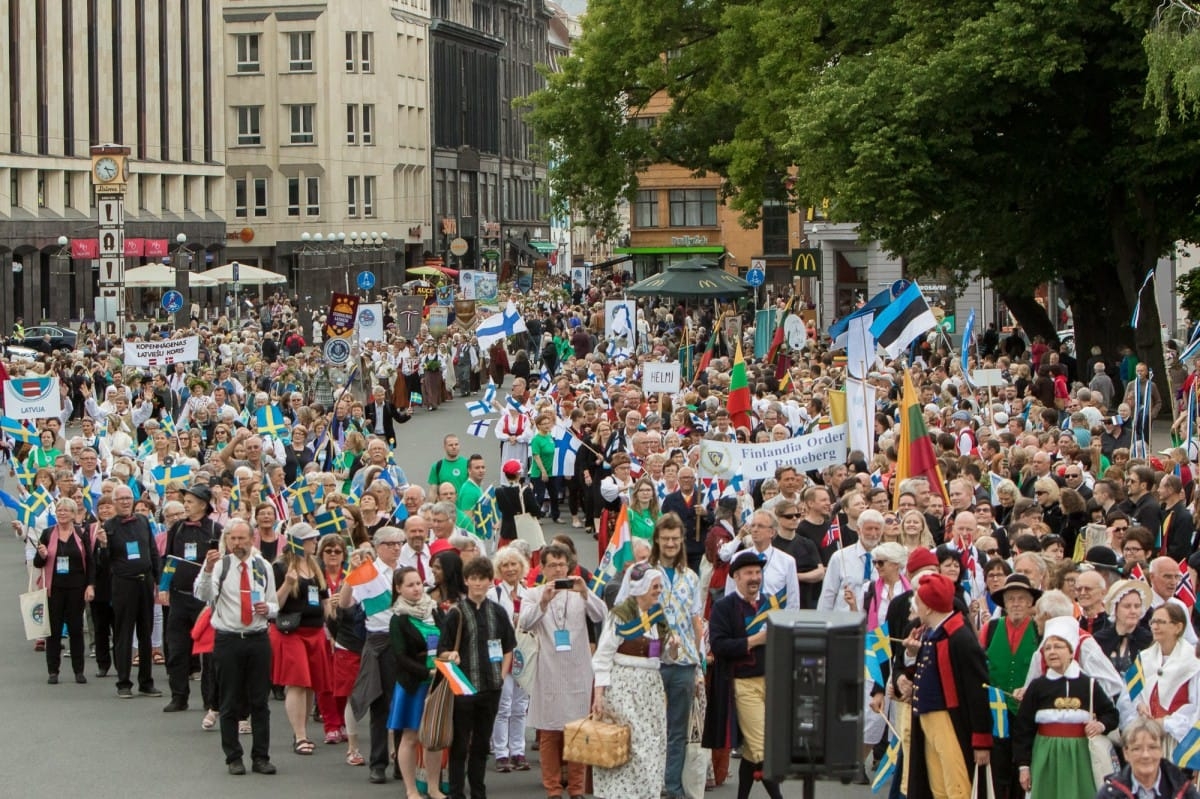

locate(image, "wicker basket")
[[563, 713, 631, 769]]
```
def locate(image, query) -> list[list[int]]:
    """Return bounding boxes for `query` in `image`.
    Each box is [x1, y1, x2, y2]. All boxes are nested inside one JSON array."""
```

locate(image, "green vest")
[[986, 617, 1040, 714]]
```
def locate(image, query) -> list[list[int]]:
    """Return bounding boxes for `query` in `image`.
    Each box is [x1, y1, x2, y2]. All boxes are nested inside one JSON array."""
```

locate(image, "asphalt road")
[[0, 390, 868, 799]]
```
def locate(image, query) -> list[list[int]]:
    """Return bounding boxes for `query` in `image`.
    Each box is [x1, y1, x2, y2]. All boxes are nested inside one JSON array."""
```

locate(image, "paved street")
[[0, 391, 867, 799]]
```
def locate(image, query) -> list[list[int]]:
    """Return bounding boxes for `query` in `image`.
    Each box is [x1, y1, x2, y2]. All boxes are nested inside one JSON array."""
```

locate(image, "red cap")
[[916, 573, 955, 614], [502, 459, 522, 477], [906, 548, 939, 576], [428, 538, 454, 558]]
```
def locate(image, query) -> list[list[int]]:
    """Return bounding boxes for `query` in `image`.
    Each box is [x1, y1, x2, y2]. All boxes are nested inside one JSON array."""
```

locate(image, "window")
[[634, 189, 658, 228], [363, 176, 375, 217], [289, 104, 314, 144], [347, 176, 358, 216], [288, 32, 313, 71], [236, 34, 260, 73], [631, 116, 655, 130], [668, 189, 717, 227], [253, 178, 267, 217], [761, 196, 789, 255], [235, 106, 261, 145], [305, 176, 320, 216], [346, 104, 357, 144], [234, 178, 247, 218], [360, 33, 372, 72], [345, 32, 357, 72], [287, 177, 300, 216], [362, 104, 373, 144]]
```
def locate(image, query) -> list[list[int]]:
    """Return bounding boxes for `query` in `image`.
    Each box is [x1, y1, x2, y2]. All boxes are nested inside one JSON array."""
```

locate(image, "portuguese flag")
[[728, 341, 753, 430], [894, 369, 949, 509]]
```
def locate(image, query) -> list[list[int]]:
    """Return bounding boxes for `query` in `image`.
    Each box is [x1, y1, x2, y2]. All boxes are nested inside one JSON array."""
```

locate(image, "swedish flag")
[[986, 685, 1010, 739], [313, 508, 350, 537], [151, 464, 192, 496], [471, 486, 499, 546], [157, 414, 177, 438], [19, 487, 52, 528], [0, 416, 38, 445], [290, 485, 316, 517], [228, 483, 241, 510], [255, 406, 288, 439], [158, 557, 178, 592], [615, 603, 665, 640], [1126, 659, 1145, 702], [864, 623, 892, 687], [744, 588, 788, 635], [12, 459, 34, 488], [871, 735, 899, 793], [1174, 719, 1200, 770]]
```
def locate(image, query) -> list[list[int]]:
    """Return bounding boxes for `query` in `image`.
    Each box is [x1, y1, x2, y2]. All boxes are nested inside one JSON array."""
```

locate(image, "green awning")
[[529, 240, 557, 254], [613, 245, 726, 255]]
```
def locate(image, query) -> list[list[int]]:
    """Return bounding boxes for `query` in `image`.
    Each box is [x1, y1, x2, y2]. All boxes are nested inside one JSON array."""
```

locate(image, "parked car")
[[13, 325, 77, 353]]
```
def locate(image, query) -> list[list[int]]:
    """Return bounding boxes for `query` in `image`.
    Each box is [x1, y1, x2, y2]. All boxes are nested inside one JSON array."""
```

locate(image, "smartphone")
[[553, 578, 574, 589], [206, 538, 220, 552]]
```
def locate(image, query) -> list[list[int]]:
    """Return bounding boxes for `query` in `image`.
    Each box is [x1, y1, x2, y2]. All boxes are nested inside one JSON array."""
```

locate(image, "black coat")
[[389, 613, 435, 693], [661, 490, 713, 561], [363, 401, 410, 446], [1097, 761, 1200, 799], [494, 481, 538, 543]]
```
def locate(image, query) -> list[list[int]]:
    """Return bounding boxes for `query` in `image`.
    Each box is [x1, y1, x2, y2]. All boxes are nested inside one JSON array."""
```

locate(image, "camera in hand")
[[553, 578, 574, 589]]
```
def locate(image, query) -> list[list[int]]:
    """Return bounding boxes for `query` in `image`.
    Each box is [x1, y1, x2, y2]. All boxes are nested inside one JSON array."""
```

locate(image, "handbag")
[[19, 588, 50, 641], [564, 712, 631, 769], [971, 763, 995, 799], [511, 628, 539, 692], [419, 610, 464, 751], [1088, 679, 1119, 787], [275, 612, 303, 633], [515, 487, 546, 548]]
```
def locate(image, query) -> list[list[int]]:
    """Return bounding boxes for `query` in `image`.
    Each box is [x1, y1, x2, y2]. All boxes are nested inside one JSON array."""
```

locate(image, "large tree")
[[526, 0, 1200, 388]]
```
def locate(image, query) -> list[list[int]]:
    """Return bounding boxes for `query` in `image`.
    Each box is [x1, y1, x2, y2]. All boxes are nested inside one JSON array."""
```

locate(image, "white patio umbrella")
[[122, 264, 219, 288], [206, 263, 289, 285]]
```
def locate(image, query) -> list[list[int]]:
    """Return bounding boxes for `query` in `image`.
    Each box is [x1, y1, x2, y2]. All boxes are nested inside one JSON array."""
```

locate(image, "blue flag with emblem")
[[255, 405, 289, 439], [391, 502, 409, 524], [470, 486, 499, 547], [960, 308, 976, 389], [985, 684, 1010, 738]]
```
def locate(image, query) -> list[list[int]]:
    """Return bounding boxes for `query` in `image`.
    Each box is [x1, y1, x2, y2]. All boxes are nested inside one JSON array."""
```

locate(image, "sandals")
[[324, 730, 341, 745], [293, 737, 315, 755], [201, 710, 218, 730], [346, 749, 365, 766], [152, 649, 165, 665]]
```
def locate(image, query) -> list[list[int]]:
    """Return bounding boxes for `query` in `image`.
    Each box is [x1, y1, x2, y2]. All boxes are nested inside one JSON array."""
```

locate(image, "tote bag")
[[419, 611, 463, 751], [20, 588, 50, 641], [515, 487, 546, 548]]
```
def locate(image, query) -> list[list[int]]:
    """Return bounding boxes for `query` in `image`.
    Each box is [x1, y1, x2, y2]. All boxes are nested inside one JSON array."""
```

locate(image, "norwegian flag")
[[822, 515, 842, 548], [1176, 561, 1196, 610], [1130, 563, 1147, 582]]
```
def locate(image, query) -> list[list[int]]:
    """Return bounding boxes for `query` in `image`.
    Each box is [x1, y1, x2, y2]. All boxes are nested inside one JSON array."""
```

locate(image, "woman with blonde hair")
[[270, 522, 332, 756], [897, 509, 935, 551], [489, 545, 533, 772]]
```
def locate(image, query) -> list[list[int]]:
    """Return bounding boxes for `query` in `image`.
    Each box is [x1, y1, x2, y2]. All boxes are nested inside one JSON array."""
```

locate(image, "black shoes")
[[228, 760, 246, 776], [75, 673, 87, 684], [96, 667, 109, 678], [139, 686, 164, 698], [117, 687, 134, 698], [163, 700, 188, 712], [368, 767, 387, 784], [47, 674, 58, 685], [251, 759, 277, 775]]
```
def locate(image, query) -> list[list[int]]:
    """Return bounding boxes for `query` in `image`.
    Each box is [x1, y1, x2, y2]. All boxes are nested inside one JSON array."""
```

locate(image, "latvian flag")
[[870, 281, 937, 358]]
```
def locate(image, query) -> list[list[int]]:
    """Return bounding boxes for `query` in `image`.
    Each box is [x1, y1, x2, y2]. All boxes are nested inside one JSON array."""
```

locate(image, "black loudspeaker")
[[763, 610, 864, 785]]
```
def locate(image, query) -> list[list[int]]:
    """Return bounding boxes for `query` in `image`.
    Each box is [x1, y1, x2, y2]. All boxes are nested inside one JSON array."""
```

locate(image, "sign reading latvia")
[[124, 336, 200, 367], [4, 376, 63, 419]]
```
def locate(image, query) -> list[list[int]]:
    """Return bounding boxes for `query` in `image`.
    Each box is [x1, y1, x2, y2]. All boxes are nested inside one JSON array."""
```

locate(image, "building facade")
[[429, 0, 552, 273], [222, 0, 431, 304], [0, 0, 227, 332]]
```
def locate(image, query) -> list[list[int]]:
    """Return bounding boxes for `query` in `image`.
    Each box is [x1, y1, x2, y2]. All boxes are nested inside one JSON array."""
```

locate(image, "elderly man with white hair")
[[818, 509, 884, 612]]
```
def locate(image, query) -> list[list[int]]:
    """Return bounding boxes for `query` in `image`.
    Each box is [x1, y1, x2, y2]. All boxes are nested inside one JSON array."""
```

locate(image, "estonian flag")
[[870, 281, 936, 358], [828, 289, 891, 351]]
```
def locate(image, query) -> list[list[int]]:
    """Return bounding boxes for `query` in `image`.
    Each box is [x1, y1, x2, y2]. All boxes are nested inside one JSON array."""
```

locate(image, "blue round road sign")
[[162, 290, 185, 314], [891, 279, 911, 298], [746, 268, 765, 287], [357, 271, 376, 290]]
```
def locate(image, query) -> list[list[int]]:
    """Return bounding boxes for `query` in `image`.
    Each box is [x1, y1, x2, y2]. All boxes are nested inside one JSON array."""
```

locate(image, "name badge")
[[647, 639, 662, 659], [425, 632, 440, 655], [553, 629, 572, 652], [56, 556, 70, 574], [307, 585, 320, 606], [184, 542, 198, 561], [250, 589, 263, 604], [487, 639, 503, 663], [126, 540, 141, 560]]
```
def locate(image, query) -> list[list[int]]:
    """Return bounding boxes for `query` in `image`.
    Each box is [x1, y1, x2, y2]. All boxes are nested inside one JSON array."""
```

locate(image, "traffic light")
[[763, 610, 864, 784]]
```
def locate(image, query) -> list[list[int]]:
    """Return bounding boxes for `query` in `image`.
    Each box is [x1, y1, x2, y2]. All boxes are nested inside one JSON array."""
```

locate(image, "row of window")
[[232, 176, 376, 219], [235, 32, 374, 74], [634, 189, 719, 228], [235, 104, 375, 147]]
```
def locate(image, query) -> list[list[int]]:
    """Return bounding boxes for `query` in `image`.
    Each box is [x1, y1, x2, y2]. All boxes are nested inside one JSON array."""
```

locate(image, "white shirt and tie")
[[818, 542, 874, 612], [717, 541, 800, 611], [399, 544, 433, 586]]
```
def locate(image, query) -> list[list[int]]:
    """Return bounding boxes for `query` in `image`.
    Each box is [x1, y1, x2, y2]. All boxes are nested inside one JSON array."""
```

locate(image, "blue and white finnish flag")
[[474, 301, 527, 349], [1130, 269, 1156, 328]]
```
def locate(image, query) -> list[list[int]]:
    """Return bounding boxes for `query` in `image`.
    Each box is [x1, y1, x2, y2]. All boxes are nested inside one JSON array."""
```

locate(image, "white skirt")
[[593, 660, 667, 799]]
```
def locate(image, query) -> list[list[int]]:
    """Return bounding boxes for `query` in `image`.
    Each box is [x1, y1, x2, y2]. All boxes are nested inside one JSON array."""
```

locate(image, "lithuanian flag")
[[893, 370, 949, 509], [728, 342, 753, 430]]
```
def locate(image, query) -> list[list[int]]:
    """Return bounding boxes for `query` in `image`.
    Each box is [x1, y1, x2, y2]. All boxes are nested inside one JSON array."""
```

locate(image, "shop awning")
[[613, 245, 726, 255], [528, 240, 557, 254], [586, 254, 633, 270]]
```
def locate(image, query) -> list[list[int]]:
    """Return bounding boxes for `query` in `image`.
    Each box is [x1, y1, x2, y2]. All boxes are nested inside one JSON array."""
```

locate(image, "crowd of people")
[[9, 273, 1200, 799]]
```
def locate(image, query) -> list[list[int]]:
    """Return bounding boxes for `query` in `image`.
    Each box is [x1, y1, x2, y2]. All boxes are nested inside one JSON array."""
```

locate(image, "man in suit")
[[661, 466, 712, 573], [363, 384, 410, 448]]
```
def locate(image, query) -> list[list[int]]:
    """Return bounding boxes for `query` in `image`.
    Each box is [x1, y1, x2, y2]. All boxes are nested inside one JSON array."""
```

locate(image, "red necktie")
[[239, 562, 252, 626], [416, 554, 426, 582]]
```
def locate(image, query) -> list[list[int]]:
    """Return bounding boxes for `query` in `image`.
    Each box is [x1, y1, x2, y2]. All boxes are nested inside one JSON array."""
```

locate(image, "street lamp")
[[231, 259, 241, 326]]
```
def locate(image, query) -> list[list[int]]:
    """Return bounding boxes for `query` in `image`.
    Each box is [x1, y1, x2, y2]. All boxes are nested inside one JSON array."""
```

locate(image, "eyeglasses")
[[376, 541, 403, 548], [1034, 490, 1049, 496], [983, 548, 999, 556], [778, 513, 801, 520], [1149, 618, 1177, 626], [872, 560, 889, 567], [322, 548, 345, 555]]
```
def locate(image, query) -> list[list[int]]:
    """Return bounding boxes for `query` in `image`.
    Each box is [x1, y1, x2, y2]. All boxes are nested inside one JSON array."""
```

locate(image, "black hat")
[[991, 573, 1042, 605], [180, 484, 214, 512], [717, 496, 739, 513], [1084, 546, 1121, 573], [729, 549, 766, 576]]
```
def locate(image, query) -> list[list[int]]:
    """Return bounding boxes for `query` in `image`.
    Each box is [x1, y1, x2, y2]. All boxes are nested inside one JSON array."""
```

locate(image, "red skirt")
[[332, 647, 362, 698], [269, 624, 331, 692]]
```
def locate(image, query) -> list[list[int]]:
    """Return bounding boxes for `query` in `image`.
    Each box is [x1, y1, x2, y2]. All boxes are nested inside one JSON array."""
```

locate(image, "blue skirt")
[[387, 681, 430, 732]]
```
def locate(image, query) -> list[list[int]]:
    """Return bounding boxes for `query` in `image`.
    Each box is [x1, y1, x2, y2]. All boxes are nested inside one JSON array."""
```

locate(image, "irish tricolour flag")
[[346, 559, 393, 617], [590, 505, 634, 594], [435, 659, 477, 696]]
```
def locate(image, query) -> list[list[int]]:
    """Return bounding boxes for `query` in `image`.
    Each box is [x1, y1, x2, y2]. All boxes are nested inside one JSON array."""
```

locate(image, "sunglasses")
[[778, 513, 801, 520], [983, 548, 999, 556]]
